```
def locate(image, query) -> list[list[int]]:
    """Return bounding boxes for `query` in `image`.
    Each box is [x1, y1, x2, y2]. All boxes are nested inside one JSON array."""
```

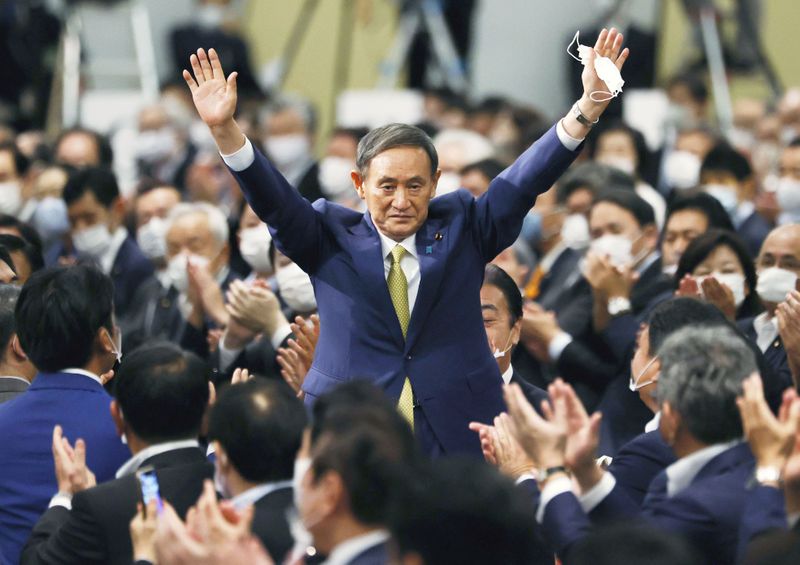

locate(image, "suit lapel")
[[406, 220, 448, 353]]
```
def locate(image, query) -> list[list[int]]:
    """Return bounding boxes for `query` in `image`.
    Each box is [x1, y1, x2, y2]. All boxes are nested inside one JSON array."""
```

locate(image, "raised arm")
[[184, 48, 324, 273]]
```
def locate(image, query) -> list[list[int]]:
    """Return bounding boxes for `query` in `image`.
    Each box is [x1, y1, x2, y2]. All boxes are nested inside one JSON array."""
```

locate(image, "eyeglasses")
[[629, 356, 658, 392]]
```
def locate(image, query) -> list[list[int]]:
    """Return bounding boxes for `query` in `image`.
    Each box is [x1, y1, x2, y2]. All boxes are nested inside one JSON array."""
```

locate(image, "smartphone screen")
[[136, 467, 164, 515]]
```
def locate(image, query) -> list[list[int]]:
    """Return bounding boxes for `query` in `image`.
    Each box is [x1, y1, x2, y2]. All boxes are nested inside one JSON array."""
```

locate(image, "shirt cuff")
[[220, 137, 255, 172], [271, 323, 292, 350], [516, 472, 536, 486], [219, 338, 244, 371], [548, 331, 573, 362], [536, 474, 573, 523], [49, 492, 73, 511], [556, 119, 584, 151], [577, 471, 615, 513]]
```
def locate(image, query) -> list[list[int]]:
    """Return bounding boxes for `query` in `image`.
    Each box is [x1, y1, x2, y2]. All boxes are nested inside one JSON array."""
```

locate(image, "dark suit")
[[250, 486, 295, 564], [738, 317, 793, 391], [230, 125, 579, 456], [0, 376, 28, 404], [346, 541, 390, 565], [22, 447, 213, 565], [736, 209, 771, 259], [296, 162, 325, 203], [606, 429, 675, 507], [542, 442, 754, 565], [0, 372, 131, 563], [509, 370, 548, 414], [737, 484, 791, 561]]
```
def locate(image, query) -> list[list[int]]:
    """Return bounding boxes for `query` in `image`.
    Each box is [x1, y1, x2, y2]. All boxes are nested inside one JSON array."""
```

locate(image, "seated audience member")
[[0, 245, 16, 284], [661, 192, 734, 275], [133, 182, 182, 271], [481, 264, 547, 408], [22, 341, 212, 565], [53, 127, 113, 169], [0, 214, 46, 251], [0, 265, 130, 563], [776, 138, 800, 225], [661, 126, 718, 193], [209, 379, 306, 562], [459, 158, 506, 198], [0, 285, 35, 402], [741, 224, 800, 389], [133, 104, 197, 190], [432, 128, 495, 195], [317, 127, 367, 205], [512, 326, 757, 565], [555, 161, 636, 217], [700, 142, 771, 256], [389, 459, 545, 565], [236, 203, 272, 279], [0, 233, 43, 284], [54, 167, 155, 319], [674, 229, 762, 321]]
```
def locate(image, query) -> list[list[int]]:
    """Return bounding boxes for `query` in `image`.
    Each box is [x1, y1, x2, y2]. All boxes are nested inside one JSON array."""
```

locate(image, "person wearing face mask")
[[0, 141, 30, 219], [272, 244, 318, 318], [659, 126, 717, 194], [208, 379, 305, 563], [55, 168, 155, 320], [775, 138, 800, 225], [133, 183, 182, 277], [134, 104, 197, 190], [0, 266, 130, 563], [318, 128, 367, 207], [699, 142, 771, 257], [459, 158, 505, 199], [237, 203, 273, 279], [0, 285, 36, 403], [674, 229, 762, 322], [432, 128, 495, 197], [260, 97, 324, 203], [22, 342, 212, 565]]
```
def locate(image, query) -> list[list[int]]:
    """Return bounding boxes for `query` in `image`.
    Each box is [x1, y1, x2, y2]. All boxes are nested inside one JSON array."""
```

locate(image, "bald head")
[[757, 224, 800, 277]]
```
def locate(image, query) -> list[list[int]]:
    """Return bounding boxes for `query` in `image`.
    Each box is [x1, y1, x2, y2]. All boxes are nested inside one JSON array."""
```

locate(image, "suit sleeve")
[[229, 145, 326, 274], [21, 496, 106, 565], [470, 125, 580, 262], [737, 485, 789, 561], [540, 492, 593, 562]]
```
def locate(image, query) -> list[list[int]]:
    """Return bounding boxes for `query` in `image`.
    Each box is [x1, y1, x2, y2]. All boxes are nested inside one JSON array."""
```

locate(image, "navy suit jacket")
[[737, 210, 771, 259], [230, 126, 579, 455], [346, 541, 389, 565], [542, 442, 754, 565], [738, 317, 794, 391], [606, 429, 675, 507], [510, 370, 549, 413], [737, 484, 790, 560], [0, 372, 130, 563]]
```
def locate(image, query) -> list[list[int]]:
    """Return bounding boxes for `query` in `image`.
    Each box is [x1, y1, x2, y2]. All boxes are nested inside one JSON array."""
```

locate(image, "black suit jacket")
[[22, 447, 213, 565], [251, 487, 294, 564], [738, 317, 794, 391], [0, 376, 28, 404], [737, 210, 771, 259], [537, 247, 592, 338], [297, 163, 325, 203], [510, 371, 549, 414]]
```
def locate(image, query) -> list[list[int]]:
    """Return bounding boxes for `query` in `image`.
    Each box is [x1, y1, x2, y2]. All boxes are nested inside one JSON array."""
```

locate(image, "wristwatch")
[[607, 296, 632, 316], [571, 101, 599, 129], [754, 466, 782, 486], [536, 465, 568, 484]]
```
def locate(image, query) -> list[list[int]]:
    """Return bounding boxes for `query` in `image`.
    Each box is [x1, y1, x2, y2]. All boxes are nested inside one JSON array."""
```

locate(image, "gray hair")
[[260, 95, 317, 135], [0, 284, 21, 364], [656, 326, 755, 444], [166, 202, 229, 249], [356, 123, 438, 178]]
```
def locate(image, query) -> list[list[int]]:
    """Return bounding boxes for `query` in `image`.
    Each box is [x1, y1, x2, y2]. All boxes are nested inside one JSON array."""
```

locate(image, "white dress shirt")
[[664, 439, 741, 497], [753, 312, 779, 353], [323, 530, 389, 565], [99, 227, 128, 275], [501, 364, 514, 385], [230, 480, 293, 510]]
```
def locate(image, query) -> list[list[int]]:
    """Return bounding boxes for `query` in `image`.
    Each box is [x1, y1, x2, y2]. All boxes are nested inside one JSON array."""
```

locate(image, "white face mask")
[[136, 217, 168, 260], [288, 456, 321, 554], [167, 252, 210, 294], [663, 150, 701, 190], [276, 262, 316, 313], [318, 156, 355, 199], [0, 181, 23, 216], [757, 267, 798, 304], [196, 4, 225, 28], [239, 224, 272, 273], [73, 223, 113, 260], [629, 355, 658, 392], [265, 134, 311, 171], [702, 184, 739, 216], [561, 213, 590, 250], [135, 128, 176, 163], [662, 263, 678, 276], [105, 326, 122, 365], [436, 172, 461, 196], [590, 233, 634, 267], [597, 155, 636, 176], [32, 197, 70, 243], [492, 333, 514, 359], [699, 272, 746, 308], [775, 176, 800, 216], [567, 31, 624, 102]]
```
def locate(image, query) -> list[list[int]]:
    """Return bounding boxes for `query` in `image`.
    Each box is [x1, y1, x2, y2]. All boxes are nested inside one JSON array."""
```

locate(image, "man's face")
[[630, 325, 660, 412], [589, 202, 653, 258], [566, 187, 594, 216], [480, 283, 519, 373], [757, 229, 800, 279], [595, 131, 637, 168], [325, 133, 358, 160], [675, 131, 714, 159], [460, 169, 491, 198], [700, 169, 744, 202], [661, 209, 709, 268], [135, 187, 181, 228], [353, 147, 438, 242], [779, 146, 800, 181], [56, 132, 101, 168], [0, 149, 19, 182], [67, 191, 116, 233], [166, 212, 223, 267]]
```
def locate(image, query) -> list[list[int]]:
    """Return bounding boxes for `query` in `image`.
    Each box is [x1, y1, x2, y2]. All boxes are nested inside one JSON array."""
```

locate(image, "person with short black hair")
[[555, 161, 636, 217], [209, 379, 306, 562], [459, 158, 506, 197], [22, 341, 213, 565], [53, 127, 113, 169], [0, 284, 34, 402], [0, 265, 130, 563], [0, 234, 43, 284]]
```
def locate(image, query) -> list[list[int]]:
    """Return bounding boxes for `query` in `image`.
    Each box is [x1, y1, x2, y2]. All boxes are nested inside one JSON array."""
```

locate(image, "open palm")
[[183, 48, 238, 128], [581, 28, 629, 104]]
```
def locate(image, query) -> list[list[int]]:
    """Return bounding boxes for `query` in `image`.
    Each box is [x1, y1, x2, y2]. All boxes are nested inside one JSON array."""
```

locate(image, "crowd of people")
[[1, 18, 800, 565]]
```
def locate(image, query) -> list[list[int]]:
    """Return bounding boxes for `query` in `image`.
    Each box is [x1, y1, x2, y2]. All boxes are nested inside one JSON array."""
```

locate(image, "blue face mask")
[[520, 211, 542, 249]]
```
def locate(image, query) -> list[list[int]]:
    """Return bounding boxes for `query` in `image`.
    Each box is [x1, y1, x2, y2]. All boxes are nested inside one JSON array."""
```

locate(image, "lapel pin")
[[425, 245, 433, 254], [434, 232, 443, 241]]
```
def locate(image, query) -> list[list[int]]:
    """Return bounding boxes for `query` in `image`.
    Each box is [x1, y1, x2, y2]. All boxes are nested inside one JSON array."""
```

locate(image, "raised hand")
[[183, 48, 238, 129], [580, 28, 629, 110], [52, 425, 97, 496], [700, 276, 737, 320], [504, 382, 568, 469], [777, 291, 800, 389]]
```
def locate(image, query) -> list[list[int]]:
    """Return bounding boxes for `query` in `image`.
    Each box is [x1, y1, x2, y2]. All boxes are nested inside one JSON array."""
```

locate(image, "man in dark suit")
[[0, 284, 35, 403], [209, 379, 306, 562], [183, 32, 629, 455], [47, 167, 155, 320], [0, 266, 131, 563], [22, 341, 212, 565]]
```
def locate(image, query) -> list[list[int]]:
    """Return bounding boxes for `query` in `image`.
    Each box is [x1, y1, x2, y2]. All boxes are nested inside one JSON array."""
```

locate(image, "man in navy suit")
[[506, 326, 758, 565], [0, 265, 130, 563], [182, 30, 630, 455]]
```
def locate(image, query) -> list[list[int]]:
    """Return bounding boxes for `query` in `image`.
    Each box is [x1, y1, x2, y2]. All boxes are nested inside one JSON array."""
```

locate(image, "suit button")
[[406, 355, 412, 360]]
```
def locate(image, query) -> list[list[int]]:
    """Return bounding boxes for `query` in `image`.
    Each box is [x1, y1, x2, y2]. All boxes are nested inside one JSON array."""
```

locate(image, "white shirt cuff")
[[49, 492, 73, 511], [219, 336, 244, 370], [271, 323, 292, 350], [548, 331, 573, 362], [536, 474, 573, 523], [220, 137, 255, 172], [556, 119, 584, 151], [577, 471, 615, 513], [516, 472, 536, 486]]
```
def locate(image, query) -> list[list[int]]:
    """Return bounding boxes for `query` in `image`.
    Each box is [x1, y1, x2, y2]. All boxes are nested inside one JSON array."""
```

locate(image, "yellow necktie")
[[524, 265, 545, 301], [388, 244, 414, 429]]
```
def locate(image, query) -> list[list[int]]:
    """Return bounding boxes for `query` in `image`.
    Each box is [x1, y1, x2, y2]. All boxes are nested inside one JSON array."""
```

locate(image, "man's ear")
[[97, 326, 114, 356], [10, 334, 27, 362], [643, 224, 659, 251], [351, 170, 366, 200], [511, 318, 522, 347], [431, 169, 442, 196], [110, 196, 127, 229], [110, 400, 125, 437], [660, 400, 680, 445], [214, 442, 230, 472]]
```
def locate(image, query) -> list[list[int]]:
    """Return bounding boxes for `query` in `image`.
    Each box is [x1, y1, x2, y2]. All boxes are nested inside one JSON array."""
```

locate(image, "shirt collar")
[[636, 251, 660, 275], [0, 375, 31, 385], [644, 411, 661, 433], [538, 242, 567, 274], [230, 480, 293, 510], [665, 439, 741, 497], [61, 368, 104, 386], [754, 311, 776, 331], [115, 439, 201, 478], [377, 230, 417, 261], [501, 364, 514, 385], [734, 201, 755, 228], [323, 530, 389, 565], [100, 228, 128, 274]]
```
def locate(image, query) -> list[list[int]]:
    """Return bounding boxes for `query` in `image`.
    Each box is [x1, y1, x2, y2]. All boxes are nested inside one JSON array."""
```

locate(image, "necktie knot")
[[391, 244, 407, 265]]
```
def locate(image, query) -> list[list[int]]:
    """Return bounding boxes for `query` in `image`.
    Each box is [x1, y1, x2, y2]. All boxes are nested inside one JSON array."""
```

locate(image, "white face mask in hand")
[[567, 31, 624, 102]]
